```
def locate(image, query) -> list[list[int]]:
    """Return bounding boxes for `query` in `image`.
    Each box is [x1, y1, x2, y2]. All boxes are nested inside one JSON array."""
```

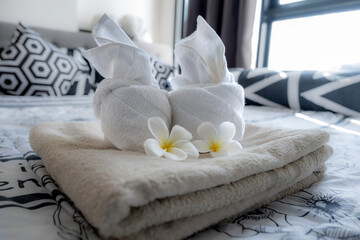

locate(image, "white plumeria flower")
[[193, 122, 242, 158], [144, 117, 199, 160]]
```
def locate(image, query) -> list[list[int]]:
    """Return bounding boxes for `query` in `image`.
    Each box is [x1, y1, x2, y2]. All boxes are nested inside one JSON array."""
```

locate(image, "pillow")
[[237, 68, 360, 117], [149, 56, 173, 91], [0, 23, 96, 96], [93, 56, 173, 91], [61, 47, 96, 95]]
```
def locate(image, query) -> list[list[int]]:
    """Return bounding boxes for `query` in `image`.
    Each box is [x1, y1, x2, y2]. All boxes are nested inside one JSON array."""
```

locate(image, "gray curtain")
[[184, 0, 257, 68]]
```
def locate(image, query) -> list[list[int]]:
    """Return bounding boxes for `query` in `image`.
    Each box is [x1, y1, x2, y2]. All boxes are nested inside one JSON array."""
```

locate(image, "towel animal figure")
[[118, 15, 147, 42], [83, 14, 171, 152], [169, 16, 245, 141]]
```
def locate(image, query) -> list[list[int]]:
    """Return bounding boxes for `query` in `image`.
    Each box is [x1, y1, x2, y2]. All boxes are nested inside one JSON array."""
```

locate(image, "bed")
[[1, 21, 360, 240], [1, 96, 360, 240]]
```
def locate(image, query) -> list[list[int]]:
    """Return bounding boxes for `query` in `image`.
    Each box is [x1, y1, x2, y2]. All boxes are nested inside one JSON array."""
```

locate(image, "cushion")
[[236, 68, 360, 117], [0, 23, 96, 96], [61, 48, 96, 96], [149, 56, 173, 91], [94, 56, 173, 91]]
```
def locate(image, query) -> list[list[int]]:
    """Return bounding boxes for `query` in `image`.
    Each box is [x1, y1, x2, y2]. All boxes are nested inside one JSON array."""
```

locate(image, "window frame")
[[256, 0, 360, 68]]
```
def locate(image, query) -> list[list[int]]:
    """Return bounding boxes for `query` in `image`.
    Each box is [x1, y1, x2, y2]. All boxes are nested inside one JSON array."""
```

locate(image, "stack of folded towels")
[[29, 15, 333, 240]]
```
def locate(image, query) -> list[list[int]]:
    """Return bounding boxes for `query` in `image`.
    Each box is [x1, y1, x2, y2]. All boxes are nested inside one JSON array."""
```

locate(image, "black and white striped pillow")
[[236, 68, 360, 117]]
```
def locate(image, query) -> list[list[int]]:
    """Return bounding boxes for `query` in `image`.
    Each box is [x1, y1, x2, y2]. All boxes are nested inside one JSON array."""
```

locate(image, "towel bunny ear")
[[172, 16, 234, 89], [83, 43, 153, 85], [92, 14, 135, 47], [83, 14, 155, 86]]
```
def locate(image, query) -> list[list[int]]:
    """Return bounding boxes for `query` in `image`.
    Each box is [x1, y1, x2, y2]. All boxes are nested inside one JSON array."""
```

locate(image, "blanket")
[[29, 122, 332, 240]]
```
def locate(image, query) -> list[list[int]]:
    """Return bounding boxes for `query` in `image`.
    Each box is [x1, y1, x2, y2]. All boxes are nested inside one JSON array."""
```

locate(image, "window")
[[257, 0, 360, 70]]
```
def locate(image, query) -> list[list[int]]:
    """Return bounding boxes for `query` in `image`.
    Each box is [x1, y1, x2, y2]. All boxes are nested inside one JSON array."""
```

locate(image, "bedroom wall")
[[77, 0, 175, 47], [77, 0, 154, 37], [153, 0, 175, 47], [0, 0, 78, 31], [0, 0, 175, 48]]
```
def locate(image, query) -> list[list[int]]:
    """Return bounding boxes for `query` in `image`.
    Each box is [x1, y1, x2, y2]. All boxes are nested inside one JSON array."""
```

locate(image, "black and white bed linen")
[[0, 96, 359, 240]]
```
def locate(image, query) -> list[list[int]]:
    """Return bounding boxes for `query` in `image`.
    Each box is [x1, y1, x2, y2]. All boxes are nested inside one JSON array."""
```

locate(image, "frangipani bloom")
[[193, 122, 242, 157], [144, 117, 199, 160]]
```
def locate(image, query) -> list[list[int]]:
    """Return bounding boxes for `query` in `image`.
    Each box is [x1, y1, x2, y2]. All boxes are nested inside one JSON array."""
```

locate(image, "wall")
[[77, 0, 175, 47], [77, 0, 155, 39], [0, 0, 175, 48], [0, 0, 78, 31], [77, 0, 175, 46], [153, 0, 175, 46]]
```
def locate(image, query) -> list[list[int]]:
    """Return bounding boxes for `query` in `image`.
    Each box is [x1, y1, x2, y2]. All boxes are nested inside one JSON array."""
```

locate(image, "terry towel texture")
[[29, 122, 332, 240], [169, 16, 245, 141], [83, 14, 171, 152]]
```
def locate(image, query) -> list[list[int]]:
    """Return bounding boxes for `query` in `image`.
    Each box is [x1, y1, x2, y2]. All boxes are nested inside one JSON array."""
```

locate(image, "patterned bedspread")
[[0, 96, 359, 240]]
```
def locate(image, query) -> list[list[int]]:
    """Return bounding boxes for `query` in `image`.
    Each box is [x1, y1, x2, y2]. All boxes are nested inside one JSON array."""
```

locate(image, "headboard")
[[0, 21, 173, 65], [0, 21, 97, 49], [0, 20, 174, 96]]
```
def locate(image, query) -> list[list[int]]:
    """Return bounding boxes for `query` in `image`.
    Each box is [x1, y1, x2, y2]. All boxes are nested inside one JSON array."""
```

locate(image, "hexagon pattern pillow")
[[0, 23, 94, 96]]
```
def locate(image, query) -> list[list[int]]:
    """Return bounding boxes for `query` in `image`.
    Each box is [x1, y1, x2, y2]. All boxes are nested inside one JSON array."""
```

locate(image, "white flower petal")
[[197, 122, 216, 141], [164, 148, 187, 161], [216, 122, 236, 143], [210, 148, 228, 158], [224, 140, 242, 156], [180, 142, 199, 158], [193, 140, 211, 153], [169, 125, 192, 143], [172, 140, 189, 148], [148, 117, 169, 143], [144, 138, 166, 157]]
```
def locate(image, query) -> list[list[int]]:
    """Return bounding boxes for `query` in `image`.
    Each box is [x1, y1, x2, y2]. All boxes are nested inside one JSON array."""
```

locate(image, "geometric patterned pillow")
[[0, 23, 96, 96], [62, 47, 97, 96], [149, 56, 173, 91], [93, 56, 173, 91], [237, 68, 360, 117]]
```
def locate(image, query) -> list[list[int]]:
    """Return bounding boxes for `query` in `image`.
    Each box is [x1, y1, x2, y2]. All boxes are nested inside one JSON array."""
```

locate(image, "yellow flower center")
[[161, 140, 173, 152], [210, 141, 221, 152]]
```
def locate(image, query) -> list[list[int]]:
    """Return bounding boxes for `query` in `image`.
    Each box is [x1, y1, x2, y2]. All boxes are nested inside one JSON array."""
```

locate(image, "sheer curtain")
[[184, 0, 257, 68]]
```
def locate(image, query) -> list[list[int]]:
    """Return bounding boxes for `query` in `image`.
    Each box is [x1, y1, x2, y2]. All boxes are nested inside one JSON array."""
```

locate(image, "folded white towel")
[[169, 16, 245, 141], [83, 15, 171, 152], [29, 121, 332, 240]]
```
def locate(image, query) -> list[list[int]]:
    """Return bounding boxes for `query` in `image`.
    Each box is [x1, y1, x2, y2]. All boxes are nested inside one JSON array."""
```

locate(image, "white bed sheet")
[[0, 96, 359, 240]]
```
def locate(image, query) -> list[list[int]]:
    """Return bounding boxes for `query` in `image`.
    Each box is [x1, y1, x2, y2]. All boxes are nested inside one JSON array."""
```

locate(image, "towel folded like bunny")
[[83, 15, 171, 152], [169, 16, 245, 141]]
